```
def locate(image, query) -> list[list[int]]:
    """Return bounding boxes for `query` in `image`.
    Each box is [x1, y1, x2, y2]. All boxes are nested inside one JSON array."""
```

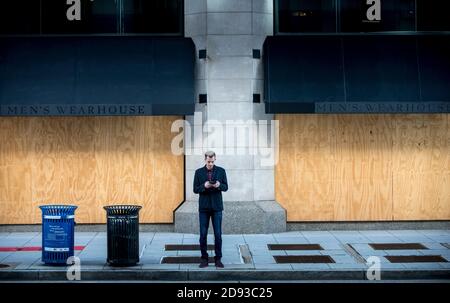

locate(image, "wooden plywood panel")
[[94, 117, 146, 223], [333, 115, 393, 221], [276, 114, 392, 221], [0, 118, 35, 222], [143, 117, 184, 223], [0, 116, 183, 224], [0, 118, 31, 166], [276, 115, 336, 221], [276, 114, 449, 222], [393, 114, 450, 220], [0, 166, 33, 222], [57, 117, 97, 224], [293, 115, 336, 221]]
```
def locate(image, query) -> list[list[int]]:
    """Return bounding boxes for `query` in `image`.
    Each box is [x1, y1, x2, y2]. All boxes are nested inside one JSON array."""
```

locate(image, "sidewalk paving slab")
[[1, 230, 450, 281]]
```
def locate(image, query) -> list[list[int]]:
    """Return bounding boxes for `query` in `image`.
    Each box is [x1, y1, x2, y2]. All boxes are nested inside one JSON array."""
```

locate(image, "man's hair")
[[204, 150, 216, 159]]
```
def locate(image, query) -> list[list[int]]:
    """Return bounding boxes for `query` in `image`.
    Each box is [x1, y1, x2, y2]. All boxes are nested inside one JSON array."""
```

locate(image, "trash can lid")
[[39, 205, 78, 216], [103, 205, 142, 216]]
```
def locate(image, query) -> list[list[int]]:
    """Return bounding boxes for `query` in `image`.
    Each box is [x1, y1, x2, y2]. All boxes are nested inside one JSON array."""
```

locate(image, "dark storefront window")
[[123, 0, 183, 34], [417, 0, 450, 31], [42, 0, 117, 34], [275, 0, 450, 33], [0, 1, 41, 34], [276, 0, 336, 33], [340, 0, 415, 32], [1, 0, 183, 35]]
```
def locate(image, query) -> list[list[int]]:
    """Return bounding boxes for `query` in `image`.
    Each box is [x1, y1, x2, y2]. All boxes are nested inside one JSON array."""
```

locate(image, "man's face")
[[205, 156, 215, 170]]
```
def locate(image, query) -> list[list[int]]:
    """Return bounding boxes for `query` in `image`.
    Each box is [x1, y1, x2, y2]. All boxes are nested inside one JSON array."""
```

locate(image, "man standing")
[[193, 151, 228, 268]]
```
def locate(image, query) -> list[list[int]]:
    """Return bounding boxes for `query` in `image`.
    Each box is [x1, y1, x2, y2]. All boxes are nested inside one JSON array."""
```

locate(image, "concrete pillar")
[[175, 0, 286, 234]]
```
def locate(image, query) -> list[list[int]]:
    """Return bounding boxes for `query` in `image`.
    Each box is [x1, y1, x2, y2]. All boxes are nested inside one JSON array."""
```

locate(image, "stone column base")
[[174, 201, 286, 234]]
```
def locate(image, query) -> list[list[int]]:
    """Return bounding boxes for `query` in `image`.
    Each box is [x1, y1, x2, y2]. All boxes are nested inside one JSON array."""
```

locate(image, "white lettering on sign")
[[366, 0, 381, 21]]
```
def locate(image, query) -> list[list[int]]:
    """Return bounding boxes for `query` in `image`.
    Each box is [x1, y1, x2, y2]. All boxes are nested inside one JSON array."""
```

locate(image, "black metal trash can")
[[103, 205, 142, 266]]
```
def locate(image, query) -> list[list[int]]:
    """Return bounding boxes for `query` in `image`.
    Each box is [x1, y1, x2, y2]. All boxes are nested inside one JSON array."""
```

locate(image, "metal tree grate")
[[273, 255, 335, 264], [268, 244, 323, 250], [369, 243, 427, 250], [385, 255, 448, 263]]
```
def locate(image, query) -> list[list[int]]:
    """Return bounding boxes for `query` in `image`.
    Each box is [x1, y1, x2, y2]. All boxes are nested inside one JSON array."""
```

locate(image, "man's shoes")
[[215, 259, 224, 268], [199, 258, 209, 268]]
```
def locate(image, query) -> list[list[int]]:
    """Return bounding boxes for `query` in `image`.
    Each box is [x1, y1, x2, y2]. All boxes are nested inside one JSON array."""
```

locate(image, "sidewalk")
[[1, 230, 449, 281]]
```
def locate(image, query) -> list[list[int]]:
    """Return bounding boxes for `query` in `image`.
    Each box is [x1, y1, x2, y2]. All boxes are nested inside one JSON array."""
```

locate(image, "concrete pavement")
[[0, 230, 449, 281]]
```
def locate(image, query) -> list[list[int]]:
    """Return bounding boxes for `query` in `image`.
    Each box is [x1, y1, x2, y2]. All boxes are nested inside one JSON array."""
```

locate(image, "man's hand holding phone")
[[204, 180, 220, 189]]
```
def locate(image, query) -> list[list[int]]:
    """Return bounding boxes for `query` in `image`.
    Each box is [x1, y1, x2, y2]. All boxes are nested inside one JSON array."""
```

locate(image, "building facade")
[[0, 1, 449, 233]]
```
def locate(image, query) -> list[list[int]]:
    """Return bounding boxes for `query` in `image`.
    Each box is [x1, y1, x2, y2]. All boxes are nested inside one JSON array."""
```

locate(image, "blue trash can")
[[39, 205, 77, 265]]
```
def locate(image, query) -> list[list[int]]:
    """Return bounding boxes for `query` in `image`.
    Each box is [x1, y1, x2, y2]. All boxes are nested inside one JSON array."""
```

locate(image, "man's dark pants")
[[199, 210, 222, 260]]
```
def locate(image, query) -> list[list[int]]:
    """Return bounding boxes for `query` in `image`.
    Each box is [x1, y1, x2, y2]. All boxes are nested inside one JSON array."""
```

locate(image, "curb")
[[1, 269, 449, 281]]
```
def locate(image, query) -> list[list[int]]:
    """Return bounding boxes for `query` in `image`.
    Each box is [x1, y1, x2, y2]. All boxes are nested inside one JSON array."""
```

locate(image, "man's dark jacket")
[[193, 165, 228, 212]]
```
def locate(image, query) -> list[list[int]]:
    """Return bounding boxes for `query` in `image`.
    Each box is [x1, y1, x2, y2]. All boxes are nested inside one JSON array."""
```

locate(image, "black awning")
[[0, 36, 195, 116], [263, 35, 450, 114]]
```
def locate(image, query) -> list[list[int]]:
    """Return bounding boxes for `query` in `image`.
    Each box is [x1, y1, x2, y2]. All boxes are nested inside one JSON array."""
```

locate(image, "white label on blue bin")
[[44, 215, 74, 219], [44, 215, 61, 219], [44, 247, 70, 252]]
